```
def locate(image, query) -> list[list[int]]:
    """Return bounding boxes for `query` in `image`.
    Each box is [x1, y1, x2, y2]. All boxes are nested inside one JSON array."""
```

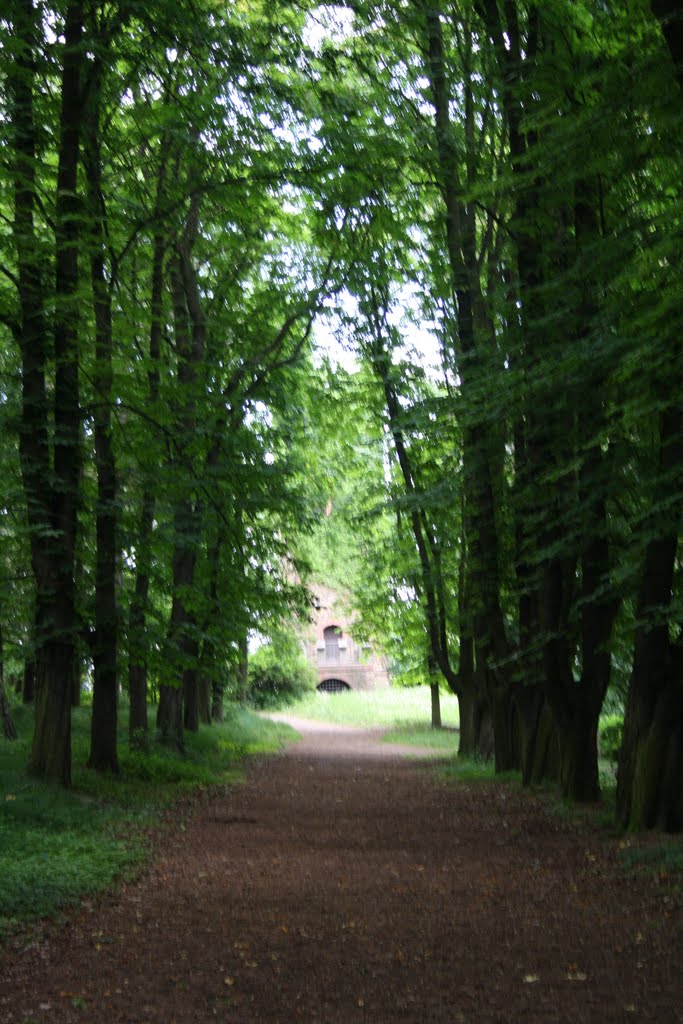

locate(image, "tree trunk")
[[211, 679, 224, 723], [490, 686, 520, 773], [617, 405, 683, 830], [10, 0, 48, 731], [157, 683, 184, 751], [521, 695, 558, 786], [480, 2, 617, 798], [160, 518, 194, 749], [183, 658, 200, 733], [422, 6, 513, 770], [237, 634, 249, 703], [558, 702, 602, 803], [22, 655, 35, 704], [30, 639, 73, 783], [196, 523, 224, 726], [128, 152, 167, 741], [198, 672, 212, 725], [628, 2, 683, 832], [128, 595, 150, 739], [15, 1, 86, 785], [430, 682, 442, 730], [161, 218, 206, 745], [85, 66, 118, 774], [458, 684, 493, 761], [0, 622, 18, 740], [1, 686, 17, 741]]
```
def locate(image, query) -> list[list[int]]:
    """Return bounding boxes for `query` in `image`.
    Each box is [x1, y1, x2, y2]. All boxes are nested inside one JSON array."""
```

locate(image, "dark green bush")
[[248, 634, 317, 710]]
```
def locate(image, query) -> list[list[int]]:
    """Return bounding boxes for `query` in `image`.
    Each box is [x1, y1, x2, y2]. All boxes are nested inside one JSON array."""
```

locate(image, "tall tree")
[[9, 1, 87, 784]]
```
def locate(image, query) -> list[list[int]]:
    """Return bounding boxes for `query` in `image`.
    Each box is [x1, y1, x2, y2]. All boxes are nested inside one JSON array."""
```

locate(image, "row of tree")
[[1, 1, 681, 831], [1, 0, 341, 778], [296, 0, 683, 831]]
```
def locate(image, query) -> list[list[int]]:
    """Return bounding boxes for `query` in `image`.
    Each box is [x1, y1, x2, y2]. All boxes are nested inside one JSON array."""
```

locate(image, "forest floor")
[[2, 717, 682, 1024]]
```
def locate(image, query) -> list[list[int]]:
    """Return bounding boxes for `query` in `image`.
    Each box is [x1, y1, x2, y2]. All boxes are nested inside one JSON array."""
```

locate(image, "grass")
[[439, 757, 499, 783], [287, 685, 460, 732], [383, 722, 460, 752], [0, 700, 295, 939], [619, 838, 683, 883]]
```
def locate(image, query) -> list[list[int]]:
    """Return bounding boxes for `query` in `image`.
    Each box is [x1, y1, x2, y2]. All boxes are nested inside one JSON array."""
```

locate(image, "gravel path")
[[2, 720, 682, 1023]]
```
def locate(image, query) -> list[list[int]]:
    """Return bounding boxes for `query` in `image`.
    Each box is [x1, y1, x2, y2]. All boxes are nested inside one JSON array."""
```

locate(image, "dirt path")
[[2, 720, 682, 1023]]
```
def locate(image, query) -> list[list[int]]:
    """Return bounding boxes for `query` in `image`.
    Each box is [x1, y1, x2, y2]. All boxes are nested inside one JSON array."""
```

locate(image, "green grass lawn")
[[0, 701, 295, 939], [286, 685, 460, 745], [383, 721, 460, 752]]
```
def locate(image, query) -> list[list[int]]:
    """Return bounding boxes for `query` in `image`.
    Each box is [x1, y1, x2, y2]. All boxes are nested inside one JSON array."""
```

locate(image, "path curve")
[[266, 712, 448, 759], [2, 720, 682, 1023]]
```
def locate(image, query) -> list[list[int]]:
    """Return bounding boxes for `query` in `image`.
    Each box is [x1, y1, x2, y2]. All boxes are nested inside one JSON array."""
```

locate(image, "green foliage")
[[600, 714, 624, 768], [247, 632, 318, 710]]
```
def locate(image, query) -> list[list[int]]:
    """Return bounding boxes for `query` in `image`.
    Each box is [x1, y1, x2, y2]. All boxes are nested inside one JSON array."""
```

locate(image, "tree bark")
[[128, 492, 155, 741], [84, 60, 119, 774], [422, 4, 513, 770], [457, 545, 493, 760], [157, 683, 184, 750], [198, 671, 212, 726], [22, 656, 35, 704], [128, 148, 168, 740], [183, 662, 200, 733], [0, 622, 18, 741], [428, 653, 442, 729], [159, 222, 205, 744], [479, 0, 616, 795], [617, 405, 683, 830], [237, 633, 249, 703], [197, 524, 225, 725], [211, 679, 224, 723], [11, 1, 86, 784]]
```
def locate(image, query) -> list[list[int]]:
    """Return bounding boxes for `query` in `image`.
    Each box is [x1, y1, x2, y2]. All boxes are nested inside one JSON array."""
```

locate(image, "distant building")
[[301, 584, 391, 693]]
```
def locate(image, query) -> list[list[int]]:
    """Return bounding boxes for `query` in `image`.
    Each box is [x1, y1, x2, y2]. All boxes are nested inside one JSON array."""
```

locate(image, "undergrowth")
[[0, 701, 294, 939]]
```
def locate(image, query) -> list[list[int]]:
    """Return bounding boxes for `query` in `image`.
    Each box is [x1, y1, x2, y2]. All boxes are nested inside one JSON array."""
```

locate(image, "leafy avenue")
[[0, 0, 682, 836]]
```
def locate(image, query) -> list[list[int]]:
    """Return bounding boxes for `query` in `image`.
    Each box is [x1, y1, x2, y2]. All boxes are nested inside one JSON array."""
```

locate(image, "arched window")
[[324, 625, 342, 663], [318, 678, 350, 693]]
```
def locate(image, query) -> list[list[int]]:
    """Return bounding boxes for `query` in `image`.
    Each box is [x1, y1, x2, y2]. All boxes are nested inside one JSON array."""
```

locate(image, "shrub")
[[599, 713, 624, 767], [248, 634, 317, 710]]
